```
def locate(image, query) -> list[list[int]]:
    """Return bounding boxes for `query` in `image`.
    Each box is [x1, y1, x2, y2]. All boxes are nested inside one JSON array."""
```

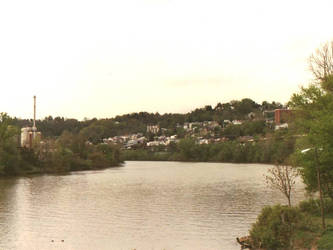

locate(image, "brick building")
[[275, 109, 293, 124]]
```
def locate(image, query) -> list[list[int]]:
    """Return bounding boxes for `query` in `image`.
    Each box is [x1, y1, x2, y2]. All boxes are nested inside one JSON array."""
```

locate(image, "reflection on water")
[[0, 161, 305, 249]]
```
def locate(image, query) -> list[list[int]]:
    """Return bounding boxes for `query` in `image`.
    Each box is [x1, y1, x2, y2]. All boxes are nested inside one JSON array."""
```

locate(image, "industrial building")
[[21, 96, 41, 148]]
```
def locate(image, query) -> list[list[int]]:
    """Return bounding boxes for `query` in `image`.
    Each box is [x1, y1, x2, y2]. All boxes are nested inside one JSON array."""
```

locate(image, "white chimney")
[[33, 95, 36, 130]]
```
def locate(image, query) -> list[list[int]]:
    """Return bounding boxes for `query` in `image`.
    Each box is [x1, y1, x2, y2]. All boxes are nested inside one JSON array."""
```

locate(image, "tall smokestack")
[[33, 95, 36, 129]]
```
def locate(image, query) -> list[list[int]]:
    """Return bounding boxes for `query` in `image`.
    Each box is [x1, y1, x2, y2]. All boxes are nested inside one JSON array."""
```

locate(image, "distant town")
[[103, 108, 291, 150], [15, 98, 293, 152]]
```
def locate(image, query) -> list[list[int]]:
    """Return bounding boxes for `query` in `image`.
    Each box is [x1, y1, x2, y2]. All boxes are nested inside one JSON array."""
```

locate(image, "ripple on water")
[[0, 162, 305, 250]]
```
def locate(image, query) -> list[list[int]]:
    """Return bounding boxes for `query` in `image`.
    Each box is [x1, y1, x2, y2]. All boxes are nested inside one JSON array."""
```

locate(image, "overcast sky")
[[0, 0, 332, 120]]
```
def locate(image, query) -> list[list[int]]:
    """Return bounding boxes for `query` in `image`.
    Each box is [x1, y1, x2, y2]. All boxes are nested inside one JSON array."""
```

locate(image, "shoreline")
[[0, 162, 124, 177]]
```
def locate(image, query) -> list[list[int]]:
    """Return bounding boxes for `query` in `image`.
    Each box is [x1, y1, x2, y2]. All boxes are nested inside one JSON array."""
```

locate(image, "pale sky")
[[0, 0, 332, 120]]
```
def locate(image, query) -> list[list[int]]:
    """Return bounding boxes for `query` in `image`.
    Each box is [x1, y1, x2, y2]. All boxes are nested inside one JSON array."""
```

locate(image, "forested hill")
[[11, 98, 283, 139]]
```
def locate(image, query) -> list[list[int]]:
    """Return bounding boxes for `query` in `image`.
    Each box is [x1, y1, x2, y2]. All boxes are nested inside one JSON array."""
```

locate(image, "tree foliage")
[[0, 113, 123, 175], [250, 205, 314, 250], [289, 40, 333, 230], [0, 113, 21, 174], [124, 135, 295, 164]]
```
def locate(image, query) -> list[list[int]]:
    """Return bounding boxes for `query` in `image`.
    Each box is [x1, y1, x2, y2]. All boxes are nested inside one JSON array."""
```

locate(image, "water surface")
[[0, 161, 305, 249]]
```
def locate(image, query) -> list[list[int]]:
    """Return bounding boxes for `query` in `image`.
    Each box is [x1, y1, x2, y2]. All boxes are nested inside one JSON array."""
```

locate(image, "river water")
[[0, 161, 305, 250]]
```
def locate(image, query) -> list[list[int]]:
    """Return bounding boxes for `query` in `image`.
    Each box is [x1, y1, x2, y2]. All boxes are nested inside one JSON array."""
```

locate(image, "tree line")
[[0, 113, 122, 175], [123, 128, 295, 164]]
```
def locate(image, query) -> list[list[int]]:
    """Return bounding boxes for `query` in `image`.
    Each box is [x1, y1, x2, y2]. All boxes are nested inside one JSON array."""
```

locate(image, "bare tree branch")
[[309, 41, 333, 81], [265, 165, 299, 207]]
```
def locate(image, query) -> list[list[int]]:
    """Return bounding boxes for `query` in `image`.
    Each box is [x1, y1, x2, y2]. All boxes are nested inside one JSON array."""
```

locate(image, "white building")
[[147, 125, 160, 134]]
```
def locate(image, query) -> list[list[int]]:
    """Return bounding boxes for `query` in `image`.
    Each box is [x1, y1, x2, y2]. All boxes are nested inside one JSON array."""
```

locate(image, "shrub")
[[250, 205, 314, 249], [317, 228, 333, 250], [70, 156, 91, 171], [299, 199, 321, 216], [299, 198, 333, 215]]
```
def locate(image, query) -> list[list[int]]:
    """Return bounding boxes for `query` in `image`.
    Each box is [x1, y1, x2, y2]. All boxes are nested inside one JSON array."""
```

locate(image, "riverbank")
[[0, 143, 123, 177], [0, 161, 124, 177]]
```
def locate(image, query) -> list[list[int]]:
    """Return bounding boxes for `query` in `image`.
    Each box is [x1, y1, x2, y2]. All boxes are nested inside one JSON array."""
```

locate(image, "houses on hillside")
[[100, 109, 294, 149]]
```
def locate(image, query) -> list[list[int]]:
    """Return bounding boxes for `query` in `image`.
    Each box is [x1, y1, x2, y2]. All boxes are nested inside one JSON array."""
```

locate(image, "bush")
[[88, 151, 109, 169], [299, 199, 321, 216], [70, 156, 91, 171], [317, 228, 333, 250], [326, 199, 333, 214], [250, 205, 314, 249], [299, 198, 333, 215], [293, 230, 316, 249]]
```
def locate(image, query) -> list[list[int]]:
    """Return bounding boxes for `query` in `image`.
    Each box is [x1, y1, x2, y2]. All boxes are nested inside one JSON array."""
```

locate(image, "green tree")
[[80, 124, 105, 144], [0, 113, 18, 142], [289, 42, 333, 230], [290, 85, 331, 230], [0, 113, 21, 174], [177, 138, 198, 161]]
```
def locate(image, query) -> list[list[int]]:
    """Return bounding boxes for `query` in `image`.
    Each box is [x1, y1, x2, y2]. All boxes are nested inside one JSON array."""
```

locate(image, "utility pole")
[[315, 148, 326, 230]]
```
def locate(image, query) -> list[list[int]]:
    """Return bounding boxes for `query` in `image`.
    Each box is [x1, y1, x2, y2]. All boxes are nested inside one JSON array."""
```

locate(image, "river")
[[0, 161, 305, 250]]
